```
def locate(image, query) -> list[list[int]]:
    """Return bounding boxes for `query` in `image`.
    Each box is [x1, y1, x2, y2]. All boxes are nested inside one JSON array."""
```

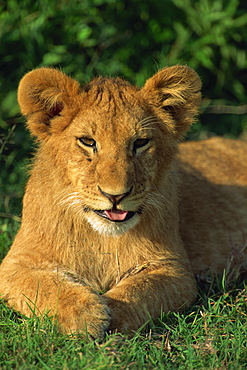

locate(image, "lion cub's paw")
[[58, 291, 111, 340]]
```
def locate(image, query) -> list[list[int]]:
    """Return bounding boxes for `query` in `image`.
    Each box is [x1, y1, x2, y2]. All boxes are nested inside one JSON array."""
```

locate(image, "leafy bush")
[[1, 0, 247, 116]]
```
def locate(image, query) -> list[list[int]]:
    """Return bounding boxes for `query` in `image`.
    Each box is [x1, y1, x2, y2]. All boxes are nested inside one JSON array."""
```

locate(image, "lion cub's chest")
[[69, 240, 141, 292]]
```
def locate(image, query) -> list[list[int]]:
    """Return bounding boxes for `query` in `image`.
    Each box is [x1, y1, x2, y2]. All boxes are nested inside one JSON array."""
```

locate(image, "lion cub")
[[0, 66, 246, 339]]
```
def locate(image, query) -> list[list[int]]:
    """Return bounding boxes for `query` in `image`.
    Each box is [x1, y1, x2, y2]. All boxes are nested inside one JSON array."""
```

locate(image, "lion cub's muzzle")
[[98, 186, 132, 207], [94, 186, 137, 222]]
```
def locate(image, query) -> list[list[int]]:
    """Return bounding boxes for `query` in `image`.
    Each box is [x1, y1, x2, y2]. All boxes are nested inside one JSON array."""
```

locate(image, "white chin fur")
[[85, 212, 140, 235]]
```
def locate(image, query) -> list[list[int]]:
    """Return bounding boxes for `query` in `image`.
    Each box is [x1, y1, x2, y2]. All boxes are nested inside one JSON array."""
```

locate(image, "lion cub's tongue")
[[105, 210, 128, 221]]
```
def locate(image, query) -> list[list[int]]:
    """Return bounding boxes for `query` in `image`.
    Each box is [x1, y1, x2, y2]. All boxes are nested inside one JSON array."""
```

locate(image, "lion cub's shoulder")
[[178, 137, 247, 274], [179, 137, 247, 185]]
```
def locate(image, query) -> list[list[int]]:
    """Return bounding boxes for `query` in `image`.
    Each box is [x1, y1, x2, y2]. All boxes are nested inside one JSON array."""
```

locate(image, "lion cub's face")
[[64, 82, 161, 235], [18, 67, 201, 235]]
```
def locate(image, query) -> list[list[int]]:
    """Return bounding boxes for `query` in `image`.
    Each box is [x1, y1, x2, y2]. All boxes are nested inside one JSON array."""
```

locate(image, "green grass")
[[0, 285, 246, 369]]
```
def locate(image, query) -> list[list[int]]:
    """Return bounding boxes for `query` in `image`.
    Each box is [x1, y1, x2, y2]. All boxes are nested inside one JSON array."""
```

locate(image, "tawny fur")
[[0, 66, 246, 339]]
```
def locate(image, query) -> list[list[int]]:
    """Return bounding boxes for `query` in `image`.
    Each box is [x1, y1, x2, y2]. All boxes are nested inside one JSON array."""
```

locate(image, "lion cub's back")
[[178, 137, 247, 275]]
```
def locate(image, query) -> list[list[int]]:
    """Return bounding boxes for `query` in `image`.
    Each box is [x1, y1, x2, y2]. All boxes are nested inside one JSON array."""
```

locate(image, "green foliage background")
[[0, 0, 247, 217]]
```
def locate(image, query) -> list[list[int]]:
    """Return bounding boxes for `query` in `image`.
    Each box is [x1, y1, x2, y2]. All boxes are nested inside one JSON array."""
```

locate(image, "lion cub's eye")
[[78, 137, 96, 148], [133, 138, 150, 154]]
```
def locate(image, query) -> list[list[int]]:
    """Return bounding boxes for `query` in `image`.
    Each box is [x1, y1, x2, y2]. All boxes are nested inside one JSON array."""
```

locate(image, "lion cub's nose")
[[98, 187, 132, 206]]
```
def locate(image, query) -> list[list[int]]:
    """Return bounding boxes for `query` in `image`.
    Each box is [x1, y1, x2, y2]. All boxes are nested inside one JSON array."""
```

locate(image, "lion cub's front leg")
[[54, 286, 110, 339], [103, 264, 197, 334], [0, 255, 110, 340]]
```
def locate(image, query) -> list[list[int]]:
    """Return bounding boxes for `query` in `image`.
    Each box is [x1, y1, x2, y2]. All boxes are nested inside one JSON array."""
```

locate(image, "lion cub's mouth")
[[94, 209, 136, 222]]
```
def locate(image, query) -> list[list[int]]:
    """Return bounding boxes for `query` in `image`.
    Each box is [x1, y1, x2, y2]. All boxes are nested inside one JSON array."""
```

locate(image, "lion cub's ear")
[[142, 65, 202, 138], [18, 68, 80, 140]]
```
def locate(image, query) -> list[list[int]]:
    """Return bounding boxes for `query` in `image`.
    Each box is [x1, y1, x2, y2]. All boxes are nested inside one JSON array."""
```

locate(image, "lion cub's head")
[[18, 66, 201, 235]]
